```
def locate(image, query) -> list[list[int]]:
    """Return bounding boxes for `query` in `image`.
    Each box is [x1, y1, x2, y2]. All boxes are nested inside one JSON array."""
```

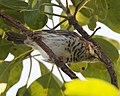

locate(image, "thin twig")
[[56, 0, 68, 13], [66, 0, 71, 14], [47, 65, 54, 88], [44, 12, 67, 19], [52, 18, 67, 30], [46, 25, 52, 30], [74, 0, 84, 16], [57, 67, 66, 83], [26, 55, 33, 86], [90, 27, 101, 37]]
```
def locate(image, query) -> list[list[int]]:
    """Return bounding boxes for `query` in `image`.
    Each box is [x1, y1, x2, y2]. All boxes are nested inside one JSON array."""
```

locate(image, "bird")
[[6, 30, 98, 63]]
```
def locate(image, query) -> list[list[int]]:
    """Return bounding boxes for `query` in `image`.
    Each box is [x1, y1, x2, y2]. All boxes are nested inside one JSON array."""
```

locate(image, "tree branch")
[[68, 14, 118, 87], [0, 12, 78, 79]]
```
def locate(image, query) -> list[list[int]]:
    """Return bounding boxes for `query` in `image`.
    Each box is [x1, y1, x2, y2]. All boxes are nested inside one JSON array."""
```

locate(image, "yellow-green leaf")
[[4, 62, 23, 93], [95, 0, 108, 20], [64, 78, 119, 96], [24, 82, 45, 96], [32, 0, 38, 8], [82, 63, 110, 82], [68, 62, 88, 72], [24, 10, 48, 30], [60, 6, 89, 30], [88, 15, 98, 31], [100, 0, 120, 33], [23, 72, 64, 96], [10, 45, 31, 57]]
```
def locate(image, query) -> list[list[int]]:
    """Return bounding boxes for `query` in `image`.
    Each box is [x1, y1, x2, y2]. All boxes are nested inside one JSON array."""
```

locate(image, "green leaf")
[[38, 61, 50, 75], [17, 85, 27, 96], [81, 0, 119, 32], [0, 11, 24, 32], [0, 61, 22, 83], [32, 0, 38, 8], [24, 72, 64, 96], [23, 81, 45, 96], [84, 0, 108, 20], [37, 73, 63, 96], [0, 0, 28, 10], [95, 0, 108, 20], [4, 9, 25, 24], [0, 61, 9, 83], [64, 78, 119, 96], [38, 61, 63, 88], [24, 10, 48, 30], [44, 5, 53, 19], [82, 64, 110, 82], [94, 35, 120, 50], [39, 0, 53, 19], [89, 62, 107, 70], [0, 39, 12, 60], [3, 62, 23, 95], [68, 62, 88, 72], [17, 62, 63, 96], [74, 0, 108, 30], [0, 4, 11, 10], [0, 29, 4, 35], [60, 6, 89, 30], [99, 0, 120, 33], [0, 49, 31, 83], [0, 19, 14, 31], [93, 37, 119, 62], [88, 15, 98, 31], [71, 0, 80, 6], [10, 45, 31, 57]]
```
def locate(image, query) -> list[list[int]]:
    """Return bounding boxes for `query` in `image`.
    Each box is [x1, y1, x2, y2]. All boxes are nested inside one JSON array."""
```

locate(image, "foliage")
[[64, 78, 119, 96], [0, 0, 120, 96]]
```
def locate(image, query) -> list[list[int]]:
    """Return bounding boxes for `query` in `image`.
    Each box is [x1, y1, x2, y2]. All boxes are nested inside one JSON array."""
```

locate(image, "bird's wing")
[[35, 30, 83, 39], [6, 31, 27, 45]]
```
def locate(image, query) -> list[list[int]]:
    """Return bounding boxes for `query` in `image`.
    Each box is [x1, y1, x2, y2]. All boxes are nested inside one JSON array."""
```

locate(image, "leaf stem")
[[46, 65, 54, 88], [44, 12, 67, 18], [26, 55, 33, 86], [57, 67, 66, 83]]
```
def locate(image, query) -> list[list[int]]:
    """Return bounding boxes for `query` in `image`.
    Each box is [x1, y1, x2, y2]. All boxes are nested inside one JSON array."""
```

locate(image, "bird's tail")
[[6, 31, 27, 45]]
